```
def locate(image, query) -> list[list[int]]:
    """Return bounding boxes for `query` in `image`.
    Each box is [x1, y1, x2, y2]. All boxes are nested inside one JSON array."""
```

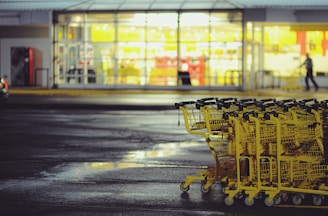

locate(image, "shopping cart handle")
[[280, 104, 293, 112], [195, 100, 216, 109], [299, 98, 318, 107], [216, 98, 237, 109], [308, 122, 320, 129], [300, 98, 318, 103], [277, 101, 298, 112], [238, 101, 257, 111], [310, 103, 321, 111], [222, 111, 238, 120], [239, 98, 256, 103], [174, 101, 195, 109], [197, 97, 217, 102], [217, 97, 237, 103], [243, 110, 258, 120], [302, 104, 320, 112], [320, 100, 328, 109], [238, 103, 246, 111], [259, 98, 276, 104], [217, 101, 235, 109], [277, 99, 297, 106], [260, 102, 277, 111], [263, 111, 278, 120]]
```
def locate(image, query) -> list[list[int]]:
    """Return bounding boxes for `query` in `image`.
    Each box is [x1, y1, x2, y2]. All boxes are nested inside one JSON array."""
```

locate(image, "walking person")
[[301, 53, 319, 91]]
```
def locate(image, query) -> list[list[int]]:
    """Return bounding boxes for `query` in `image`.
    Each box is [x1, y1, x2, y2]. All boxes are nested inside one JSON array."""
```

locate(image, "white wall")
[[245, 9, 328, 23], [0, 11, 50, 25], [0, 38, 51, 87]]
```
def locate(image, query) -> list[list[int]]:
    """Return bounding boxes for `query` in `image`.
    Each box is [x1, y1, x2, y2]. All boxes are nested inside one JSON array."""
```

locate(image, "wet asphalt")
[[1, 88, 328, 215]]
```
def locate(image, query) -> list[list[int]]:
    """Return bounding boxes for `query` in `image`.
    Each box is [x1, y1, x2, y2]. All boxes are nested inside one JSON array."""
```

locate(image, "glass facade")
[[245, 22, 328, 89], [53, 11, 243, 88]]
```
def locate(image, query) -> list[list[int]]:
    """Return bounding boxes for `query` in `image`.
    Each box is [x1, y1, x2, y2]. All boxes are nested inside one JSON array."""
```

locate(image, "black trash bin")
[[178, 71, 191, 85]]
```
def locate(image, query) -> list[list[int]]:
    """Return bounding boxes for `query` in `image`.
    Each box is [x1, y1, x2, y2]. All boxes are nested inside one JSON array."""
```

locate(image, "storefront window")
[[117, 42, 146, 85], [147, 13, 177, 42], [209, 12, 243, 87], [245, 23, 328, 90], [85, 43, 115, 85], [86, 13, 115, 22], [87, 23, 115, 42], [56, 24, 65, 41], [56, 14, 85, 41], [118, 13, 146, 41], [147, 42, 178, 86], [179, 13, 209, 86], [54, 11, 244, 88], [264, 25, 301, 76], [68, 24, 83, 41], [146, 13, 178, 86], [244, 22, 263, 90]]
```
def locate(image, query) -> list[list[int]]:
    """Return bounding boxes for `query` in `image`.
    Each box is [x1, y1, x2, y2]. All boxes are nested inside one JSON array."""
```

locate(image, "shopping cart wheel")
[[224, 196, 234, 206], [200, 185, 210, 194], [244, 196, 255, 207], [274, 195, 282, 205], [312, 195, 323, 206], [180, 183, 190, 192], [235, 192, 244, 199], [292, 195, 302, 205], [264, 196, 275, 207]]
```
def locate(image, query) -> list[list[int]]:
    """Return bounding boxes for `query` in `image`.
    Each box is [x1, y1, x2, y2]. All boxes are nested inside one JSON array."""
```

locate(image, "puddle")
[[124, 141, 201, 161], [42, 141, 203, 182]]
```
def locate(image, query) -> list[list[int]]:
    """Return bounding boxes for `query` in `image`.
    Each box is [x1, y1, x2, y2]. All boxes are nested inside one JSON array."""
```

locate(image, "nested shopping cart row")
[[175, 97, 328, 207]]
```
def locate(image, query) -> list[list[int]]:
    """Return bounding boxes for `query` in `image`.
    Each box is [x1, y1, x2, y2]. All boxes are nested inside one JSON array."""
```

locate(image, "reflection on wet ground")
[[125, 142, 201, 160], [42, 141, 203, 182]]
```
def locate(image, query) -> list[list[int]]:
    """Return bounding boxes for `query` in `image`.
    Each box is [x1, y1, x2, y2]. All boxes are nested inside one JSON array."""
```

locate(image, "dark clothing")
[[303, 56, 319, 91], [304, 56, 313, 70]]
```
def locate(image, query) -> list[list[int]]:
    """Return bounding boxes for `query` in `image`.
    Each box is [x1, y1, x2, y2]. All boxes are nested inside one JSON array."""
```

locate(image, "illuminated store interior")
[[53, 11, 328, 89]]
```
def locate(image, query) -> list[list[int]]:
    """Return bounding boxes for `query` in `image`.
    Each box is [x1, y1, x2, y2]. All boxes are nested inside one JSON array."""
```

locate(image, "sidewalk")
[[4, 87, 328, 110], [8, 87, 262, 96], [8, 87, 328, 98]]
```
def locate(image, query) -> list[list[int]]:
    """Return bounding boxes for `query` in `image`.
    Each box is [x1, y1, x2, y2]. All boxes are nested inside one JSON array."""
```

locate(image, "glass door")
[[244, 22, 264, 90]]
